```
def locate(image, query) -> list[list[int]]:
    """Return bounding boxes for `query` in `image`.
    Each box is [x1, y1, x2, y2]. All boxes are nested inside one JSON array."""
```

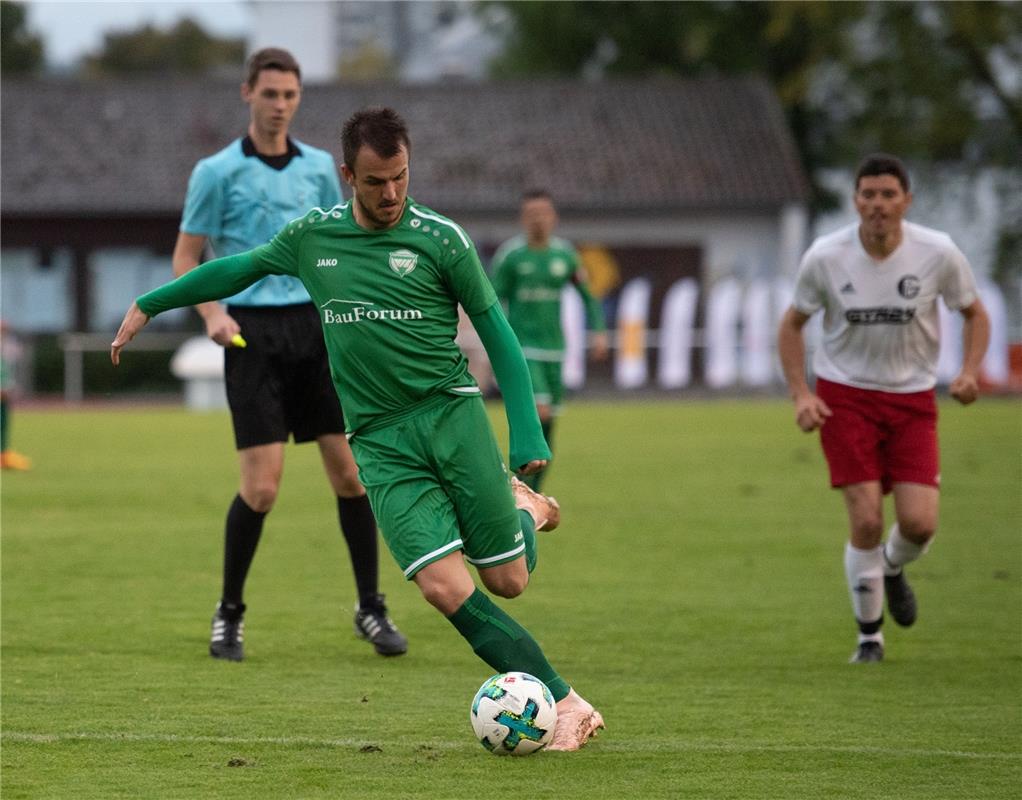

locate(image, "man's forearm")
[[777, 319, 810, 399], [960, 304, 991, 377], [577, 284, 606, 332]]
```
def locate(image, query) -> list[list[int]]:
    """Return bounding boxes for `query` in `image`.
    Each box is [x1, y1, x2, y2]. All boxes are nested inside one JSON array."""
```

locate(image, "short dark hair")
[[341, 107, 410, 171], [245, 47, 301, 88], [855, 153, 910, 192], [522, 188, 553, 203]]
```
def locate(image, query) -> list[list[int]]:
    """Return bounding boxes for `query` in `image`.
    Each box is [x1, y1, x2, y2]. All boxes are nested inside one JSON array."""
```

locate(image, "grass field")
[[2, 397, 1020, 799]]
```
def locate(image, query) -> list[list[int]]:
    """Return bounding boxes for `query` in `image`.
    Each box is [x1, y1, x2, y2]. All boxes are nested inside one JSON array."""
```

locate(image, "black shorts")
[[224, 303, 345, 450]]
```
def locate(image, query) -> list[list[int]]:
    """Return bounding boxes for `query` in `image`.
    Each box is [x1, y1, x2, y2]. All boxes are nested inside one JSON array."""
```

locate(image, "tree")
[[82, 17, 244, 76], [1, 0, 44, 74], [338, 42, 398, 81], [483, 1, 1021, 209], [833, 2, 1022, 163]]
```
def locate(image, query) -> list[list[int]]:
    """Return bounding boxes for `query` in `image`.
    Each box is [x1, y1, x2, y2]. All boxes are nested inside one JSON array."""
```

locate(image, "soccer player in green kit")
[[490, 190, 608, 490], [112, 107, 604, 751]]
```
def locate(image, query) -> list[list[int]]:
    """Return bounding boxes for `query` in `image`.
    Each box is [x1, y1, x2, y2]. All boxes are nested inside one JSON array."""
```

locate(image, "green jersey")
[[490, 236, 605, 361], [141, 198, 497, 435]]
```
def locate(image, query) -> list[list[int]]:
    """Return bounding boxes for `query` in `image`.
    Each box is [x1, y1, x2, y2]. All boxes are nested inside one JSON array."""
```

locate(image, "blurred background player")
[[489, 190, 609, 490], [172, 48, 406, 661], [0, 320, 32, 471], [777, 153, 990, 664], [112, 106, 604, 751]]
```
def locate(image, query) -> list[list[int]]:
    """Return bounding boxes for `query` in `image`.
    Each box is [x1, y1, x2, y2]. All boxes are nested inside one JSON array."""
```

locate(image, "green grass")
[[2, 397, 1020, 799]]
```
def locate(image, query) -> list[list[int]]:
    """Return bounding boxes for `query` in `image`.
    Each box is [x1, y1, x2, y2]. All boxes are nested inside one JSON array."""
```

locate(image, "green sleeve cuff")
[[469, 303, 551, 470]]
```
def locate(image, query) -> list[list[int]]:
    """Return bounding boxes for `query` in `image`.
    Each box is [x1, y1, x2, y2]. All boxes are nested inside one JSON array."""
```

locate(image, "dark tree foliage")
[[82, 17, 245, 76], [484, 1, 1021, 211], [1, 1, 44, 74]]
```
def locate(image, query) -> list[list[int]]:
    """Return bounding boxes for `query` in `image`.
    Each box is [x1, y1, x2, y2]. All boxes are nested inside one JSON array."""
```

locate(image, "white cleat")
[[547, 689, 605, 751], [510, 476, 560, 532]]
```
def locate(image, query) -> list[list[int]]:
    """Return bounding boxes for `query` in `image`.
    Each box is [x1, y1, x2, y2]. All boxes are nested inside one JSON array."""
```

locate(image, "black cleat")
[[849, 640, 884, 664], [354, 594, 408, 656], [210, 602, 245, 661], [884, 570, 917, 627]]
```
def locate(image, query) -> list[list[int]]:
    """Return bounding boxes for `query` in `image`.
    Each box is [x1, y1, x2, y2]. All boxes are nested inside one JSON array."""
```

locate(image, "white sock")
[[883, 523, 929, 576], [844, 543, 884, 625], [857, 630, 884, 645]]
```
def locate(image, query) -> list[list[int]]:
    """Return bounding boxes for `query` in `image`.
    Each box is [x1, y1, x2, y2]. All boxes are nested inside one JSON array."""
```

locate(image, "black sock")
[[221, 494, 267, 607], [338, 494, 379, 604], [218, 601, 245, 622]]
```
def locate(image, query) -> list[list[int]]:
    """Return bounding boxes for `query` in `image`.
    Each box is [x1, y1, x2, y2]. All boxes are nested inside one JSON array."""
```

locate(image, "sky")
[[24, 0, 249, 67]]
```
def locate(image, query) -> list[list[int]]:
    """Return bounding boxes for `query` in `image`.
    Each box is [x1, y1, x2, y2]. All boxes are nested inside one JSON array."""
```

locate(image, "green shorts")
[[350, 394, 524, 579], [527, 358, 564, 413]]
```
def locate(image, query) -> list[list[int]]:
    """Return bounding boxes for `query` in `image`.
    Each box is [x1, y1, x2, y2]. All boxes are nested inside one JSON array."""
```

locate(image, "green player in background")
[[112, 107, 605, 751], [490, 191, 609, 490]]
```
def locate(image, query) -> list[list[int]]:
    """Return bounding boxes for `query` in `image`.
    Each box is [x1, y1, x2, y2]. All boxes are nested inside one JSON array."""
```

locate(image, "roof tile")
[[1, 77, 809, 214]]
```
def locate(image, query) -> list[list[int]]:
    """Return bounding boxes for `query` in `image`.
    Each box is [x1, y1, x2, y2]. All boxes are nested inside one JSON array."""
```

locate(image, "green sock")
[[519, 510, 537, 573], [448, 588, 569, 701]]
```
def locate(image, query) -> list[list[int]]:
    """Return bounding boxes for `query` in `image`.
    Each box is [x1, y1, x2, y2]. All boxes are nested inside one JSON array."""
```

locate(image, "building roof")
[[1, 76, 809, 216]]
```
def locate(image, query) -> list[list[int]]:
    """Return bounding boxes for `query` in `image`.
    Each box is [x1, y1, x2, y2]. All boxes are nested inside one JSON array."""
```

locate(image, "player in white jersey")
[[777, 153, 990, 663]]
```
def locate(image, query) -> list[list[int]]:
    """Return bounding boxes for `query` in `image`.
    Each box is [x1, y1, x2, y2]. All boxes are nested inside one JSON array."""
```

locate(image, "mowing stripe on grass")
[[4, 731, 1018, 761]]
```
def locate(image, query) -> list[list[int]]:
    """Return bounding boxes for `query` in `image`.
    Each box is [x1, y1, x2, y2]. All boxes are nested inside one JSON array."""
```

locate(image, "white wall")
[[465, 208, 807, 288]]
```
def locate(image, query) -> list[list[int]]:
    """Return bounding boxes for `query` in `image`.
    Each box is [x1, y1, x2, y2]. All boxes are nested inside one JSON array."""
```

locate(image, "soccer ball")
[[470, 672, 557, 756]]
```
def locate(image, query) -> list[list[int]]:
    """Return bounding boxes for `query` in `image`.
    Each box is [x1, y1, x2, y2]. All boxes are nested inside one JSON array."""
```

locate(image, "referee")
[[171, 48, 406, 661]]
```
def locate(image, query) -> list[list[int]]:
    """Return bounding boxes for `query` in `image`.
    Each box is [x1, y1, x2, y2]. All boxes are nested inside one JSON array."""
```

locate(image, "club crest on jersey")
[[389, 249, 418, 277], [550, 258, 568, 277], [898, 275, 920, 299]]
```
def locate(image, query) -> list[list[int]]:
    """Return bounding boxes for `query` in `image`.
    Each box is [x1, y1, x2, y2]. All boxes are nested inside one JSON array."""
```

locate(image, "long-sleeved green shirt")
[[138, 198, 549, 469]]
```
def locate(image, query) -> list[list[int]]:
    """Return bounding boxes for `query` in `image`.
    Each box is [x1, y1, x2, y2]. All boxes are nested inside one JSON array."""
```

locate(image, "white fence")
[[55, 278, 1016, 404]]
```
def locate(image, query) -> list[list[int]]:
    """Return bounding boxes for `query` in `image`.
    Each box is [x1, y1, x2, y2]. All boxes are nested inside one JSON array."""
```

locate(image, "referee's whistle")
[[230, 334, 247, 348]]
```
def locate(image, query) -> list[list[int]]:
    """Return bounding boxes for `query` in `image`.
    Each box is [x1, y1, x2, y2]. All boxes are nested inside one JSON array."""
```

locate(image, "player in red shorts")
[[777, 154, 990, 663]]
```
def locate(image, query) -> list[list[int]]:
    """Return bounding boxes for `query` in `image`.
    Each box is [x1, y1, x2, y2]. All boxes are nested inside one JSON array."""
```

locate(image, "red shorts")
[[816, 377, 939, 493]]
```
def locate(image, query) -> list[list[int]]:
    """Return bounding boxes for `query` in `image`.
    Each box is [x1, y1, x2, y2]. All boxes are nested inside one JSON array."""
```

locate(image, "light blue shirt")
[[180, 137, 343, 307]]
